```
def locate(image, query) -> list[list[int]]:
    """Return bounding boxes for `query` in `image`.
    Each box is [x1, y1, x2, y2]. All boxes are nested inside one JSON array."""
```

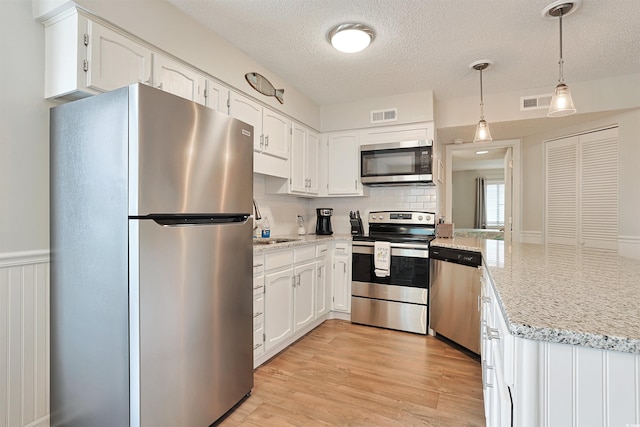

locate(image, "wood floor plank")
[[218, 320, 485, 426]]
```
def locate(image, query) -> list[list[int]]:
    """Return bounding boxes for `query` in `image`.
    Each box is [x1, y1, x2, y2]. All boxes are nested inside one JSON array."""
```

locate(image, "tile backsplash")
[[253, 175, 438, 236]]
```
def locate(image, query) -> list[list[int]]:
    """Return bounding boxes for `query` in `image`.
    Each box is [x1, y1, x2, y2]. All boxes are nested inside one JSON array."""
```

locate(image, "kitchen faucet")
[[253, 199, 262, 231]]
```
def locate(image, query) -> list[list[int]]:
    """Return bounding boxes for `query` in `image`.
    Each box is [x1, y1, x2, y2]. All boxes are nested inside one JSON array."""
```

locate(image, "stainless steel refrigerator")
[[50, 84, 254, 427]]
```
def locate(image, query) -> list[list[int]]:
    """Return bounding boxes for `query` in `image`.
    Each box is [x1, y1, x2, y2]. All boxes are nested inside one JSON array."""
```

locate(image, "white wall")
[[452, 169, 503, 229], [436, 73, 640, 130], [0, 0, 53, 254], [321, 90, 434, 132], [520, 109, 640, 251]]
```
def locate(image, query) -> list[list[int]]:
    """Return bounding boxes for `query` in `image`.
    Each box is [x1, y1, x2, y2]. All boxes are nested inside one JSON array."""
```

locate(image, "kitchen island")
[[431, 237, 640, 426]]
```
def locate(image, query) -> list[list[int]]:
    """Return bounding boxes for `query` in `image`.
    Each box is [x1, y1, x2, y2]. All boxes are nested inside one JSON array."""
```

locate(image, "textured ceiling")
[[166, 0, 640, 107]]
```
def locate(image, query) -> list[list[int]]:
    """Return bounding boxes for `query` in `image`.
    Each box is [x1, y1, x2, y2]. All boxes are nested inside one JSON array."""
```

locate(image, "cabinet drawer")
[[316, 243, 329, 258], [294, 245, 316, 264], [253, 292, 264, 328], [253, 276, 264, 295], [264, 250, 294, 271], [334, 241, 350, 255], [253, 255, 264, 275], [253, 327, 264, 357]]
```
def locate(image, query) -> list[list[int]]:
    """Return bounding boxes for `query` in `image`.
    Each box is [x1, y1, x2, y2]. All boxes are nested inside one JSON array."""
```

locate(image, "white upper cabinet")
[[262, 109, 290, 161], [229, 91, 290, 178], [285, 124, 319, 195], [44, 9, 152, 100], [229, 91, 263, 150], [204, 79, 229, 114], [325, 131, 363, 196], [153, 54, 205, 105], [86, 21, 151, 92]]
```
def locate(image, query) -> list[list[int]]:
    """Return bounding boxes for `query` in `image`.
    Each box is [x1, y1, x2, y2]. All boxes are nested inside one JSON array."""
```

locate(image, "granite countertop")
[[252, 234, 352, 253], [432, 237, 640, 354]]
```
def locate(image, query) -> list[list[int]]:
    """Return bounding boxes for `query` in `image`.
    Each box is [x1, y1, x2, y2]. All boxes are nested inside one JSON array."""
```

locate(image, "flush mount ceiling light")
[[476, 150, 489, 155], [328, 23, 375, 53], [543, 0, 580, 117], [469, 60, 494, 143]]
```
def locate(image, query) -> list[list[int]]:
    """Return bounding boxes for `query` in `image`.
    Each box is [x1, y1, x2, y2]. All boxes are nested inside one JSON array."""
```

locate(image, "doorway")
[[444, 140, 520, 243]]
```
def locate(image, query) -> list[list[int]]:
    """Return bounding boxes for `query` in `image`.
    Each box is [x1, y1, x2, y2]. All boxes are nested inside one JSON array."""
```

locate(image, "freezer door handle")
[[132, 213, 250, 226]]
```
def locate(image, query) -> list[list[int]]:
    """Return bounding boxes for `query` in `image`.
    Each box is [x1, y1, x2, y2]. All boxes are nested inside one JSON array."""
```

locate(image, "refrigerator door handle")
[[132, 214, 250, 226]]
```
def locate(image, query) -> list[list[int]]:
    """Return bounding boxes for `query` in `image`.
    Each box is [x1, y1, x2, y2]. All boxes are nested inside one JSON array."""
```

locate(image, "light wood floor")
[[219, 320, 485, 426]]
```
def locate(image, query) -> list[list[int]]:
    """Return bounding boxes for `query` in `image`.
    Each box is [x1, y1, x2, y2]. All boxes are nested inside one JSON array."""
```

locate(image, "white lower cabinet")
[[255, 241, 346, 367], [481, 268, 514, 427], [482, 266, 640, 426], [331, 241, 351, 313], [264, 267, 295, 350], [293, 261, 315, 331], [252, 275, 265, 360], [315, 244, 331, 317]]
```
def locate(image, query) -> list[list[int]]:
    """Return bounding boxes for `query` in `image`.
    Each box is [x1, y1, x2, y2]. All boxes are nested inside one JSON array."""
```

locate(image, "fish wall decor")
[[245, 72, 284, 104]]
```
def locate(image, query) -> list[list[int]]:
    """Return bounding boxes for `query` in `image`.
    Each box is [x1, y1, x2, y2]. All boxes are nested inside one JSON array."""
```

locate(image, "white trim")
[[520, 231, 544, 244], [618, 236, 640, 260], [0, 250, 50, 267], [328, 310, 351, 321]]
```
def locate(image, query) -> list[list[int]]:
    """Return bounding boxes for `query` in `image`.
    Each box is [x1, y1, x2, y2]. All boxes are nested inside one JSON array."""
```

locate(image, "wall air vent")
[[520, 94, 552, 111], [370, 108, 398, 124]]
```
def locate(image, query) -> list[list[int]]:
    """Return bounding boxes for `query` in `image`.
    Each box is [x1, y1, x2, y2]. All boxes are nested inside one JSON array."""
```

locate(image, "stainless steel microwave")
[[360, 140, 433, 185]]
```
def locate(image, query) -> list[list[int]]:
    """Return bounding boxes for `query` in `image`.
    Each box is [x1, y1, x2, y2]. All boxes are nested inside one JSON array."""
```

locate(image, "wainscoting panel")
[[518, 337, 640, 427], [0, 251, 50, 427]]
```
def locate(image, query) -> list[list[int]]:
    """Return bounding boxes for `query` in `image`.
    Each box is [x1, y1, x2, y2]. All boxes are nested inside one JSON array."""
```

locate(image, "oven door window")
[[352, 252, 429, 289]]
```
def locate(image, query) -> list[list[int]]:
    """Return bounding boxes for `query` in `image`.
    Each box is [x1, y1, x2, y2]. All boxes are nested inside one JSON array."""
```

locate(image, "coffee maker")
[[315, 208, 333, 235]]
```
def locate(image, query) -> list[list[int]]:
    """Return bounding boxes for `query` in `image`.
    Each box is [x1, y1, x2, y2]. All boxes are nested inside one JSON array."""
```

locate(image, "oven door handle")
[[352, 244, 429, 258]]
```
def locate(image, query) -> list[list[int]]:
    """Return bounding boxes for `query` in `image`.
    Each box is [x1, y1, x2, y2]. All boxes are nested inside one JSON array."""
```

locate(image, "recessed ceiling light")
[[476, 150, 489, 155], [328, 23, 375, 53]]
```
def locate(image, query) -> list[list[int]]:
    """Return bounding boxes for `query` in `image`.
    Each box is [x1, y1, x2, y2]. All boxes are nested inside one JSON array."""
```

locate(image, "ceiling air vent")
[[370, 108, 398, 124], [520, 94, 552, 111]]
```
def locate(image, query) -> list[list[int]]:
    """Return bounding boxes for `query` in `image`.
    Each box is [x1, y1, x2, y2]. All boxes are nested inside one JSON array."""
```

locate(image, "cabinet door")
[[327, 132, 360, 195], [262, 108, 290, 160], [294, 262, 316, 331], [264, 268, 294, 350], [153, 54, 205, 104], [332, 243, 351, 312], [315, 257, 331, 317], [86, 21, 152, 92], [290, 124, 307, 193], [229, 91, 262, 151], [306, 131, 320, 194], [205, 79, 229, 114]]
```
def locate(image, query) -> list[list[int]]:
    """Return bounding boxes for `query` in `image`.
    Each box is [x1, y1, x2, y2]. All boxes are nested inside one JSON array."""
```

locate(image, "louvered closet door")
[[545, 128, 618, 249], [545, 136, 579, 245], [580, 128, 618, 250]]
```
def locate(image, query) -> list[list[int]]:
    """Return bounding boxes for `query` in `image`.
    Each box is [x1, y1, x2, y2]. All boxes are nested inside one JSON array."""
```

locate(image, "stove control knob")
[[418, 215, 423, 221], [379, 214, 384, 220]]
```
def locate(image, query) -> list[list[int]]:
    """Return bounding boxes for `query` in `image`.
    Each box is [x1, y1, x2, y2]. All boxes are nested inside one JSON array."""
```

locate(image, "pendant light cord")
[[479, 68, 485, 120], [558, 9, 564, 83]]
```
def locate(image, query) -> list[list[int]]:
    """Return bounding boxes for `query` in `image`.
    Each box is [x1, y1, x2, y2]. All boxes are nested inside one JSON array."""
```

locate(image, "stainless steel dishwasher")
[[429, 246, 482, 354]]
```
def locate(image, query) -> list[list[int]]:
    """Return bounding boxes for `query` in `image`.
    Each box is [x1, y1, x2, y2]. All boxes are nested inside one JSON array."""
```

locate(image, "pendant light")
[[543, 0, 580, 117], [470, 60, 494, 143], [328, 23, 375, 53]]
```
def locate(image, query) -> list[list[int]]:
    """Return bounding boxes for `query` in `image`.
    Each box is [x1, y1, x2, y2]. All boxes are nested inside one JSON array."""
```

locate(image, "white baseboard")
[[520, 231, 543, 244], [329, 310, 351, 321], [618, 236, 640, 260]]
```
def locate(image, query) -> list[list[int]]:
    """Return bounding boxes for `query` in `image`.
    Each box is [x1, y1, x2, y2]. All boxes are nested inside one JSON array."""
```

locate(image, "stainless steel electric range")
[[351, 211, 436, 334]]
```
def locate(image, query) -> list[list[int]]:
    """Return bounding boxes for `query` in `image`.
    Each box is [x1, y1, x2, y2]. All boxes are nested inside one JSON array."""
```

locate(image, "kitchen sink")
[[253, 237, 300, 245]]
